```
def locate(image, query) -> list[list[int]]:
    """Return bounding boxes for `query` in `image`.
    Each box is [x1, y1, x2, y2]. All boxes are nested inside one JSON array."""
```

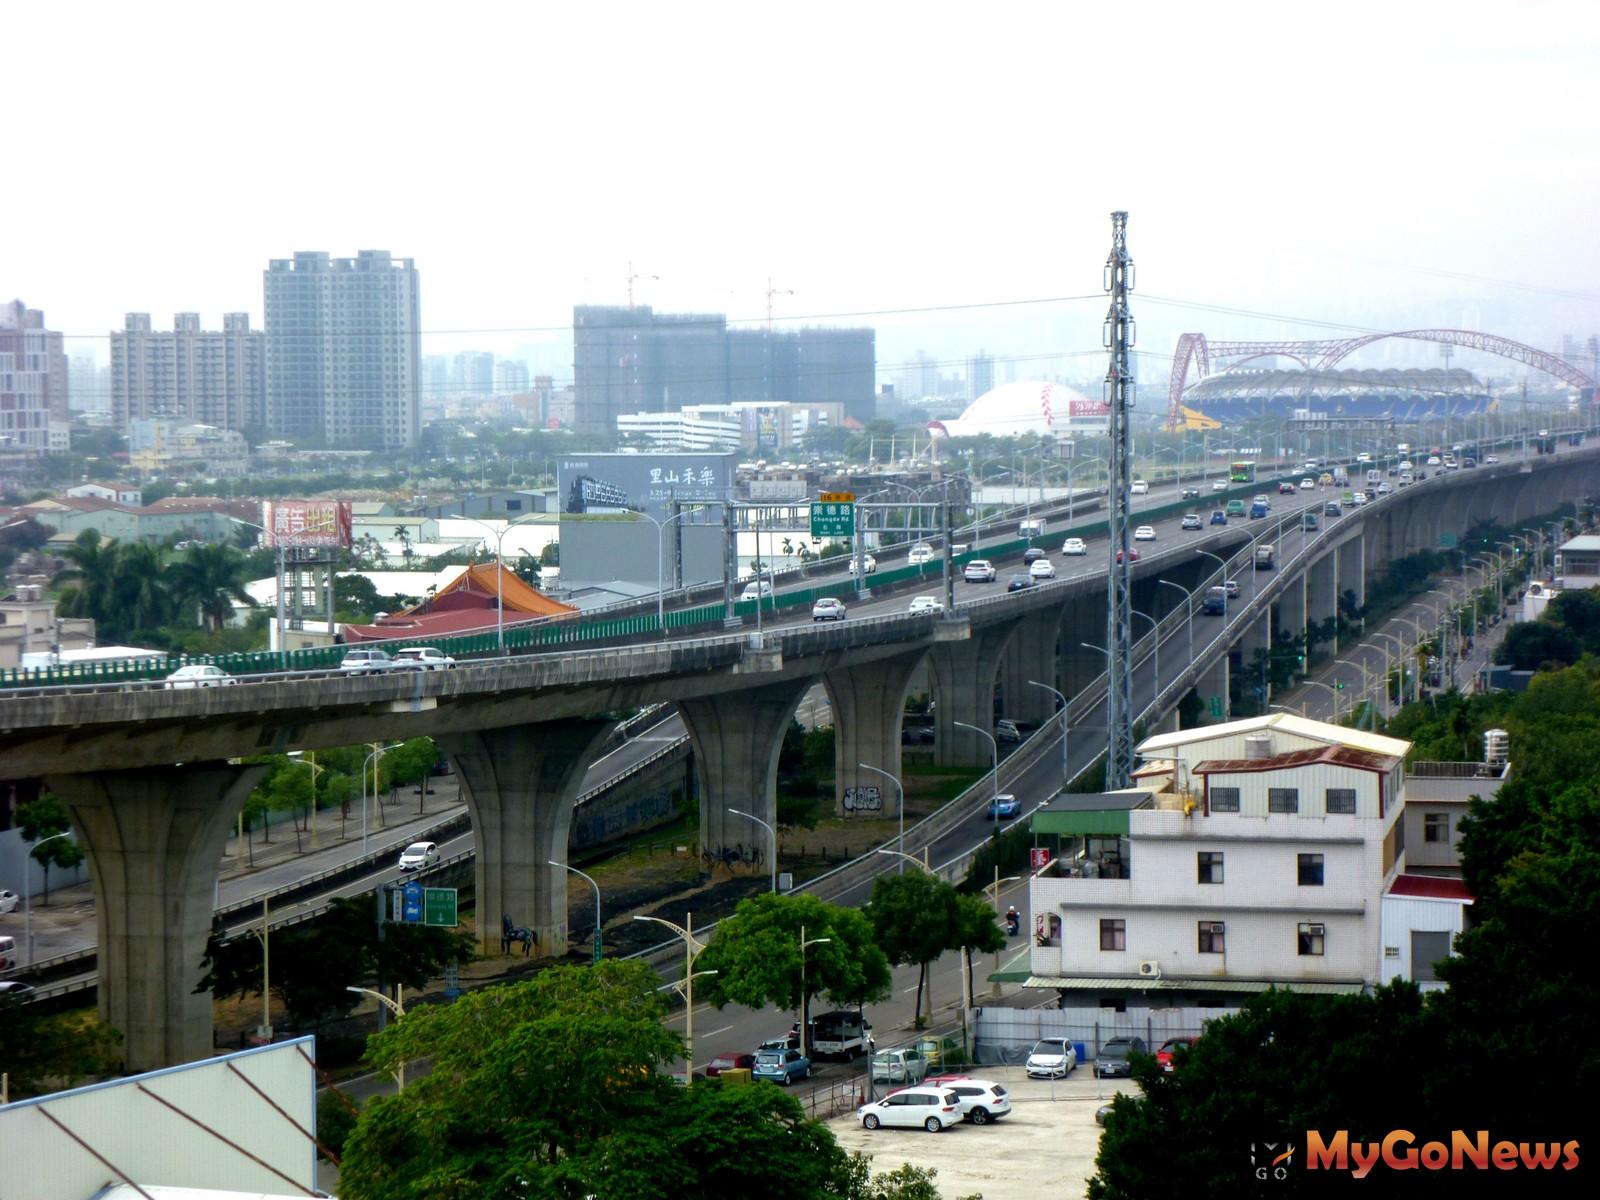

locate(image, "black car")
[[1181, 487, 1200, 500], [1006, 574, 1036, 592], [1023, 547, 1047, 564], [1094, 1036, 1149, 1078]]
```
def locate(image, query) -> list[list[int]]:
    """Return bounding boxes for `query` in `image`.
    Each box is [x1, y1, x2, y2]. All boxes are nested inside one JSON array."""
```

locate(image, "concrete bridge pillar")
[[440, 718, 616, 956], [927, 621, 1018, 766], [1338, 535, 1366, 613], [1000, 606, 1066, 725], [1060, 594, 1109, 698], [1307, 552, 1338, 647], [679, 678, 813, 859], [825, 650, 924, 818], [1235, 609, 1273, 709], [1274, 576, 1307, 684], [50, 761, 267, 1072]]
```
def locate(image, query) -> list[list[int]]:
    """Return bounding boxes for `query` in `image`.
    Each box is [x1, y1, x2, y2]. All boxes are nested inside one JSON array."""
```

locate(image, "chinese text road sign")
[[811, 497, 855, 539], [424, 887, 459, 928]]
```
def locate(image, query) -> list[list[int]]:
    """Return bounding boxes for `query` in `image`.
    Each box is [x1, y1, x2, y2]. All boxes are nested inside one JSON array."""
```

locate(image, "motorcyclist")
[[1006, 906, 1020, 935]]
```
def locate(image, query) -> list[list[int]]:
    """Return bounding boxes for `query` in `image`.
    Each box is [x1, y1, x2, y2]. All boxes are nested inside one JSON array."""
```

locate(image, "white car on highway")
[[907, 595, 942, 614], [393, 646, 456, 670], [339, 648, 396, 674], [906, 543, 934, 565], [848, 553, 878, 575], [1211, 479, 1228, 492], [963, 560, 997, 583], [1133, 525, 1157, 541], [1061, 538, 1087, 556], [164, 664, 238, 689], [1484, 455, 1500, 464], [739, 580, 775, 602], [1029, 558, 1056, 580], [1300, 477, 1316, 490], [1130, 480, 1149, 495], [397, 841, 440, 871], [811, 597, 848, 622]]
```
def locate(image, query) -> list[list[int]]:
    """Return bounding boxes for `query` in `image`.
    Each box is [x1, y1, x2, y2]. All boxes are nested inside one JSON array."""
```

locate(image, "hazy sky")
[[10, 0, 1599, 385]]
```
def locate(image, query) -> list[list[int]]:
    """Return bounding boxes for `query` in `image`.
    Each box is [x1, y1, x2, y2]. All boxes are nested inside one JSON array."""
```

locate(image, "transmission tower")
[[1103, 211, 1136, 790]]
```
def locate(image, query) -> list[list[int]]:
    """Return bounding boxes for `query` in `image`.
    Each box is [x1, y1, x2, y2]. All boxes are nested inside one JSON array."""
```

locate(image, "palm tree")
[[171, 543, 256, 631], [114, 541, 174, 634], [52, 530, 123, 631]]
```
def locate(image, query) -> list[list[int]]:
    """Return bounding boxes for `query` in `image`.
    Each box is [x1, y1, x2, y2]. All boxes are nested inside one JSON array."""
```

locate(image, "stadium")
[[1181, 366, 1490, 425]]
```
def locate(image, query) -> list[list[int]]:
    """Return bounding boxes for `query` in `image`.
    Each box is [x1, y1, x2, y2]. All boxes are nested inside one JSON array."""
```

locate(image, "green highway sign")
[[424, 887, 458, 928], [810, 498, 855, 539]]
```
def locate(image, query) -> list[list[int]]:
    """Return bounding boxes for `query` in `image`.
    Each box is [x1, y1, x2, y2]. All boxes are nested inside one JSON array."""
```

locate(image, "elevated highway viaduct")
[[1, 446, 1595, 1071]]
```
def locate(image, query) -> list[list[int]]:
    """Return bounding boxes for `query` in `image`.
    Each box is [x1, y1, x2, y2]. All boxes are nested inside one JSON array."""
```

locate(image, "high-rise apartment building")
[[968, 350, 995, 400], [110, 312, 265, 434], [494, 358, 530, 395], [0, 300, 69, 454], [264, 250, 421, 448], [453, 351, 495, 395], [574, 305, 874, 434]]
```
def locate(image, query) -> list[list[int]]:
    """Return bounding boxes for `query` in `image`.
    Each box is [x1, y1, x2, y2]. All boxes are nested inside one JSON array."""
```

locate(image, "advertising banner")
[[261, 500, 352, 548], [557, 452, 734, 521]]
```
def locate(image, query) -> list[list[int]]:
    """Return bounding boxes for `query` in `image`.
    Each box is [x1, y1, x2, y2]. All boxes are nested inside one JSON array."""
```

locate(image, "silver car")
[[339, 648, 396, 674]]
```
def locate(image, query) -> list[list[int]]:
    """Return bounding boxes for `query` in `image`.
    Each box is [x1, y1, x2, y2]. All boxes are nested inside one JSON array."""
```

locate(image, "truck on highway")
[[1254, 543, 1276, 570], [808, 1010, 872, 1060], [1202, 586, 1228, 615]]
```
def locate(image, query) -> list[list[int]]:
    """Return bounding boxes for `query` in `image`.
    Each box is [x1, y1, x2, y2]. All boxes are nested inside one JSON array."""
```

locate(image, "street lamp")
[[953, 720, 999, 800], [857, 764, 906, 872], [984, 870, 1022, 996], [1028, 680, 1070, 782], [443, 511, 550, 652], [1158, 579, 1196, 670], [1299, 679, 1342, 721], [633, 912, 709, 1079], [361, 742, 401, 856], [727, 806, 777, 893], [1132, 608, 1159, 687], [549, 859, 603, 962], [1369, 631, 1407, 707], [22, 830, 72, 966], [634, 506, 706, 638], [797, 925, 832, 1060], [876, 847, 932, 874], [1334, 658, 1374, 721], [346, 985, 407, 1089]]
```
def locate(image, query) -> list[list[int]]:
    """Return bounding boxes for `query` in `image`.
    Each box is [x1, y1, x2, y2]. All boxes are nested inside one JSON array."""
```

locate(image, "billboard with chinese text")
[[557, 453, 734, 586], [261, 500, 352, 548], [557, 453, 734, 521]]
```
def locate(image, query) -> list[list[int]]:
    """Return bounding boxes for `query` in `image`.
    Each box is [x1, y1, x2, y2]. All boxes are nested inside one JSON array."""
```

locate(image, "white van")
[[1018, 519, 1044, 537], [0, 934, 16, 970], [739, 580, 775, 602], [1365, 469, 1381, 487]]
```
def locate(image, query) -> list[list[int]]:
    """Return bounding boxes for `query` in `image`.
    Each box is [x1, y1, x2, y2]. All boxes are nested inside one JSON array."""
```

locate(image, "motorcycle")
[[1005, 912, 1021, 937]]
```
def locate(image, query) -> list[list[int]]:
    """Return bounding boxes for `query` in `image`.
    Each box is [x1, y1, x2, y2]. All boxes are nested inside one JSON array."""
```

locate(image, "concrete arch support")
[[927, 621, 1018, 767], [1337, 535, 1366, 613], [51, 762, 267, 1073], [440, 718, 616, 956], [679, 678, 813, 859], [825, 651, 924, 818], [1001, 607, 1068, 724]]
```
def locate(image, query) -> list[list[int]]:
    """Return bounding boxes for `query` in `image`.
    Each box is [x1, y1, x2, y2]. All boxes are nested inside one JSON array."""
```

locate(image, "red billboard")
[[262, 500, 352, 548], [1068, 396, 1111, 417]]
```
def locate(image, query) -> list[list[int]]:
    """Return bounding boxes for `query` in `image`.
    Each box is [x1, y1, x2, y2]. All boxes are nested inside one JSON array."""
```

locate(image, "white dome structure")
[[927, 380, 1106, 439]]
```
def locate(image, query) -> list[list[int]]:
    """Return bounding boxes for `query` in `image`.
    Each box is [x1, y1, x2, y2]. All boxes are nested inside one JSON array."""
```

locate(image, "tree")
[[952, 891, 1006, 1006], [1494, 619, 1582, 670], [694, 892, 891, 1037], [868, 872, 960, 1025], [379, 737, 438, 805], [52, 529, 123, 630], [170, 541, 255, 630], [0, 997, 122, 1099], [16, 793, 84, 904]]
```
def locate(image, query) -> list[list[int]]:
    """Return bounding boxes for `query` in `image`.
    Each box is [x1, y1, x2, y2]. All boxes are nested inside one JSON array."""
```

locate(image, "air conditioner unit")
[[1138, 960, 1161, 978]]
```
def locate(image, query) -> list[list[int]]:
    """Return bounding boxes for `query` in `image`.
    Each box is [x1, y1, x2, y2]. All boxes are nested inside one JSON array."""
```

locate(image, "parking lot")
[[829, 1067, 1142, 1199]]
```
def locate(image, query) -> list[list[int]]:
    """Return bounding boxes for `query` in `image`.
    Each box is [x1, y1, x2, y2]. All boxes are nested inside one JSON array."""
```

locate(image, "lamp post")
[[1158, 579, 1195, 669], [1370, 631, 1406, 707], [443, 511, 551, 652], [797, 925, 832, 1060], [953, 720, 999, 800], [1132, 607, 1159, 687], [985, 869, 1022, 996], [1078, 642, 1112, 751], [1334, 657, 1374, 722], [635, 506, 705, 638], [876, 847, 932, 874], [549, 860, 603, 962], [361, 742, 400, 856], [346, 985, 407, 1088], [857, 764, 906, 872], [1299, 679, 1342, 722], [22, 830, 71, 966], [727, 806, 777, 893], [1028, 680, 1070, 782], [634, 912, 709, 1080]]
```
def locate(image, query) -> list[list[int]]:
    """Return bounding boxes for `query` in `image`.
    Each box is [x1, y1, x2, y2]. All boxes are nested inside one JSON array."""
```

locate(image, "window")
[[1410, 930, 1451, 981], [1268, 787, 1300, 814], [1099, 919, 1126, 951], [1298, 922, 1326, 956], [1424, 813, 1450, 843], [1298, 853, 1325, 886], [1198, 921, 1226, 954], [1197, 851, 1224, 884], [1325, 788, 1357, 815], [1211, 786, 1241, 813]]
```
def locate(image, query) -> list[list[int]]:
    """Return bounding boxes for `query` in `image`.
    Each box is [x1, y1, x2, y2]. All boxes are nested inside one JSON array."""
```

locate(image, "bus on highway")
[[1228, 460, 1256, 483]]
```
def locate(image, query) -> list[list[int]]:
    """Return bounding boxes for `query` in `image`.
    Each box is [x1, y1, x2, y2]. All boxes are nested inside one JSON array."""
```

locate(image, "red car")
[[1154, 1036, 1198, 1073], [1116, 547, 1141, 564], [704, 1050, 758, 1077]]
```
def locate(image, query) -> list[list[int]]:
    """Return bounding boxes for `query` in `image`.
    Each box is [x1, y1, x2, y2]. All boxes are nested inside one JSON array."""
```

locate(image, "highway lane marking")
[[699, 1024, 733, 1039]]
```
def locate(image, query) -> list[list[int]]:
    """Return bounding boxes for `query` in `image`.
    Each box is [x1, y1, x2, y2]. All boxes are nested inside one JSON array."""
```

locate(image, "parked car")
[[906, 543, 935, 565], [1095, 1103, 1115, 1126], [964, 560, 997, 583], [339, 648, 396, 674], [1094, 1036, 1149, 1078], [397, 841, 440, 871], [758, 1031, 803, 1053], [812, 597, 848, 622], [1130, 480, 1149, 495], [995, 719, 1022, 743], [739, 580, 774, 602], [752, 1047, 811, 1086], [1155, 1036, 1198, 1073], [1116, 547, 1140, 564], [393, 646, 456, 670], [847, 553, 877, 575], [1029, 558, 1056, 580], [988, 794, 1021, 819], [1133, 525, 1156, 541], [0, 889, 18, 915], [1025, 1037, 1077, 1079], [1181, 513, 1202, 531], [164, 664, 238, 689], [1278, 481, 1296, 494], [907, 595, 942, 614], [1209, 509, 1228, 526], [1006, 574, 1035, 592], [857, 1086, 963, 1132], [704, 1050, 758, 1077], [935, 1078, 1013, 1125], [871, 1047, 928, 1085], [1061, 537, 1087, 556], [1023, 547, 1047, 564]]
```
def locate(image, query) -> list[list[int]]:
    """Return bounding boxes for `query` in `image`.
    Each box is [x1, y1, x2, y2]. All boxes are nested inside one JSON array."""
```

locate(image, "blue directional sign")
[[401, 879, 425, 924]]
